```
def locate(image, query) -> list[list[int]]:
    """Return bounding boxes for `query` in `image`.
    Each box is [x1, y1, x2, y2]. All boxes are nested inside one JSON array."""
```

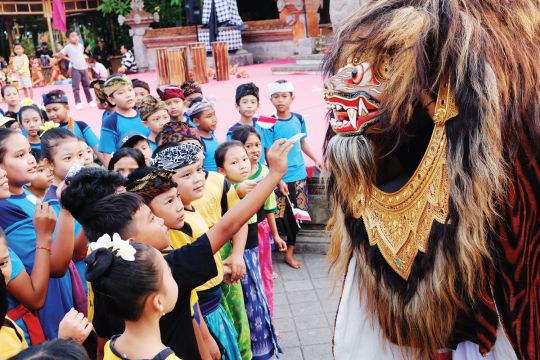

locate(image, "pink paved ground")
[[20, 60, 328, 167]]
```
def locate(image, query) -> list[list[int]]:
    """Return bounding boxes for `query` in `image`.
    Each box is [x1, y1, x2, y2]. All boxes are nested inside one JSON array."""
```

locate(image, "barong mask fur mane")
[[323, 0, 539, 357]]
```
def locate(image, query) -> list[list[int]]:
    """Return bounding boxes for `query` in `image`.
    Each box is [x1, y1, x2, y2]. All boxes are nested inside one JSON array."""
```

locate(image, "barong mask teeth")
[[152, 142, 202, 170], [324, 58, 386, 135]]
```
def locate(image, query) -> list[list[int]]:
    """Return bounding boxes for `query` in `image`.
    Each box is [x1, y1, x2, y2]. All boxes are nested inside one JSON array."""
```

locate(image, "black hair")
[[132, 79, 150, 93], [31, 148, 43, 162], [61, 167, 125, 227], [5, 120, 18, 129], [231, 125, 261, 144], [108, 148, 146, 171], [86, 241, 160, 322], [214, 140, 245, 168], [13, 43, 23, 49], [84, 192, 145, 243], [44, 88, 67, 101], [10, 338, 90, 360], [18, 104, 44, 123], [0, 128, 18, 162], [40, 127, 77, 162], [1, 84, 17, 98]]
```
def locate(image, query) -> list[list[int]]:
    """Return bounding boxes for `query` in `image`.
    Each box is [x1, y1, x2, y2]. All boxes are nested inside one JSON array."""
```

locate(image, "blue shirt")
[[98, 111, 149, 153], [7, 248, 31, 344], [261, 113, 307, 182], [226, 118, 267, 165], [201, 135, 219, 172], [60, 120, 99, 149], [44, 185, 87, 294], [0, 190, 74, 340]]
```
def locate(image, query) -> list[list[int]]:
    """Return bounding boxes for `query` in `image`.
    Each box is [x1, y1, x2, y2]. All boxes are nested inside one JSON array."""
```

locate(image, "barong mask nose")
[[324, 58, 387, 135]]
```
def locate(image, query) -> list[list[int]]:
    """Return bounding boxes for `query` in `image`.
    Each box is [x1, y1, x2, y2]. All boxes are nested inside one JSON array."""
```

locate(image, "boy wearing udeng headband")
[[98, 75, 149, 167], [137, 95, 170, 151]]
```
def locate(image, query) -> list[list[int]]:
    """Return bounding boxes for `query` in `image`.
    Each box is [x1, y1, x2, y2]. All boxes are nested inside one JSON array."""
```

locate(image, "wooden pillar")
[[211, 41, 229, 81]]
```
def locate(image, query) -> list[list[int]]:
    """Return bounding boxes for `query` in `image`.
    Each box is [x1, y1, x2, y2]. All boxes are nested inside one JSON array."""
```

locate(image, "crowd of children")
[[0, 71, 321, 359]]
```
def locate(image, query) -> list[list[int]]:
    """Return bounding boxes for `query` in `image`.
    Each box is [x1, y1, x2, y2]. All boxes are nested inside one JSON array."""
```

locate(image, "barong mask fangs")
[[324, 57, 387, 135]]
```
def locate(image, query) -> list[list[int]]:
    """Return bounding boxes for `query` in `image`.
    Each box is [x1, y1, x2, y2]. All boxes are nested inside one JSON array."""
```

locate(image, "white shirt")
[[60, 43, 87, 70]]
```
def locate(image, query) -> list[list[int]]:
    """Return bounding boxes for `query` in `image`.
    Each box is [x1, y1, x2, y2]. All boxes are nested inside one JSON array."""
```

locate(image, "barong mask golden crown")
[[324, 57, 388, 135]]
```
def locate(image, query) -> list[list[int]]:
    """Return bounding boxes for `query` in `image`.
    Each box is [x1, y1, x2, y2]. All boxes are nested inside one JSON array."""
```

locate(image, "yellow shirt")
[[104, 336, 181, 360], [0, 316, 28, 359], [12, 55, 30, 77], [173, 210, 223, 291], [192, 171, 240, 228]]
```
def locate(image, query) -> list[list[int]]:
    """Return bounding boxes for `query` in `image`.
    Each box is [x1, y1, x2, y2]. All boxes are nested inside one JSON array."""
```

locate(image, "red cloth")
[[7, 304, 46, 346], [157, 87, 185, 101], [52, 0, 67, 32]]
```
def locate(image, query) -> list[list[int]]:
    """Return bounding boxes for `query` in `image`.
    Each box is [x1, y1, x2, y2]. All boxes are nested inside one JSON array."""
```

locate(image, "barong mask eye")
[[324, 57, 388, 135]]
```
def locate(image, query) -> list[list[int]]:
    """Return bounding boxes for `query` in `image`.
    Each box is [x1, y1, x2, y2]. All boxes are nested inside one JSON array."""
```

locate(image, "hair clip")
[[39, 121, 60, 137], [89, 233, 136, 261]]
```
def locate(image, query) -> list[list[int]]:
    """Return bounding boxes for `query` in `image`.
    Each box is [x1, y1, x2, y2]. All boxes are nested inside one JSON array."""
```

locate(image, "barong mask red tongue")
[[324, 60, 385, 135]]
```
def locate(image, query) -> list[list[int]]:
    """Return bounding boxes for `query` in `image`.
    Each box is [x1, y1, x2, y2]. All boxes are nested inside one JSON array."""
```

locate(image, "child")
[[26, 149, 53, 200], [88, 57, 109, 81], [90, 79, 115, 121], [157, 85, 187, 124], [57, 31, 96, 109], [40, 128, 89, 295], [18, 104, 44, 150], [152, 143, 242, 360], [1, 84, 20, 115], [265, 80, 323, 269], [0, 128, 76, 340], [75, 136, 291, 359], [42, 90, 100, 160], [108, 147, 146, 178], [180, 80, 203, 103], [185, 97, 219, 172], [0, 163, 56, 347], [12, 44, 32, 100], [126, 167, 222, 360], [226, 83, 267, 162], [120, 132, 153, 165], [98, 74, 149, 167], [231, 125, 287, 317], [216, 141, 282, 359], [132, 79, 150, 106], [137, 95, 170, 151]]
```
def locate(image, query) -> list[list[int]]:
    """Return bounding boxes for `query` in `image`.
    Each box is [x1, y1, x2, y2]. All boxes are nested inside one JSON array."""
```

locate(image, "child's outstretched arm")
[[7, 202, 56, 309], [300, 139, 323, 170], [49, 208, 75, 276], [207, 139, 293, 254]]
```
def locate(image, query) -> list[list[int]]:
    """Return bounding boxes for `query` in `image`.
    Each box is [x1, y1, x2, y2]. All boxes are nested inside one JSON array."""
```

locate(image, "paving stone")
[[290, 300, 324, 318], [285, 289, 318, 304], [294, 314, 330, 331], [279, 330, 301, 348], [311, 277, 331, 289], [284, 279, 314, 292], [274, 316, 296, 333], [280, 266, 311, 281], [325, 311, 337, 328], [302, 343, 333, 360], [280, 347, 304, 360], [274, 291, 288, 306], [274, 278, 285, 294], [307, 266, 330, 279], [274, 304, 292, 319], [297, 327, 333, 346]]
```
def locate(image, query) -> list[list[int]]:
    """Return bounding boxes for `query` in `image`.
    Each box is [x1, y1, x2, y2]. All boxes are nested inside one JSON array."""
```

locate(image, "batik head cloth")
[[160, 120, 202, 146], [157, 85, 185, 101], [152, 142, 202, 170], [125, 167, 176, 204], [180, 80, 202, 98], [90, 79, 111, 105], [103, 74, 132, 97], [185, 97, 214, 117], [137, 95, 167, 121], [42, 90, 68, 106]]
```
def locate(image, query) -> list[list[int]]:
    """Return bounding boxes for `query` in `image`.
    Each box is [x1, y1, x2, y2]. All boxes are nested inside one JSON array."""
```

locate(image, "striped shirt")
[[121, 50, 138, 73]]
